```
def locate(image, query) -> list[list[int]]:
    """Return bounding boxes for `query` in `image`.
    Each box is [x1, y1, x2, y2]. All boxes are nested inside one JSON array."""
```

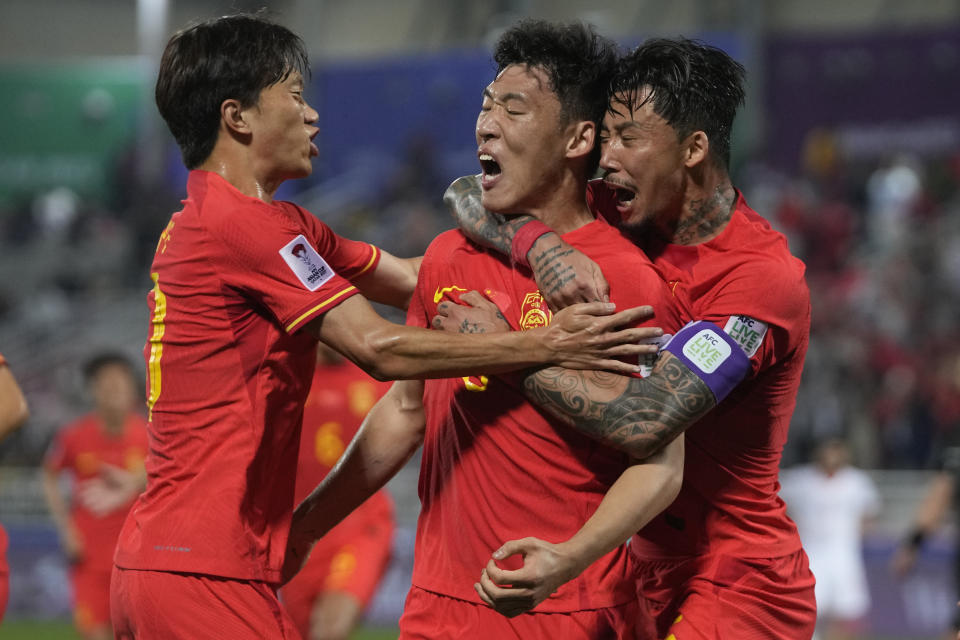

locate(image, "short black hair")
[[83, 352, 135, 383], [155, 12, 310, 169], [611, 38, 745, 168], [493, 19, 618, 173]]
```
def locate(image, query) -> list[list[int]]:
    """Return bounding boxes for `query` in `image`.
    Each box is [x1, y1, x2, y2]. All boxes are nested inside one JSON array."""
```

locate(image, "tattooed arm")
[[521, 352, 715, 459], [444, 175, 609, 311], [429, 291, 689, 459]]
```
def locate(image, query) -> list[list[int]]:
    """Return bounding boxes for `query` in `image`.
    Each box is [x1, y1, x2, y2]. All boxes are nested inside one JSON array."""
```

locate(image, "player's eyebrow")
[[482, 87, 527, 104], [611, 120, 644, 134]]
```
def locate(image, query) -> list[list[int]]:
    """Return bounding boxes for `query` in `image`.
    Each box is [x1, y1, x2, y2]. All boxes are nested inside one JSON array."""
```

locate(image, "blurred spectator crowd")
[[744, 146, 960, 470]]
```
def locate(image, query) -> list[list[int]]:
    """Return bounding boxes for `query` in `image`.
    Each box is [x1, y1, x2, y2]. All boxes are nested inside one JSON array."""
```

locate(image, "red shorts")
[[280, 515, 393, 635], [72, 562, 113, 634], [111, 566, 301, 640], [399, 585, 638, 639], [631, 549, 817, 640]]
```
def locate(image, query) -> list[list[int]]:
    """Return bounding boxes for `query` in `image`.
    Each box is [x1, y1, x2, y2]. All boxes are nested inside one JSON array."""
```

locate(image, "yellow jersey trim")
[[286, 286, 357, 333], [355, 245, 380, 277]]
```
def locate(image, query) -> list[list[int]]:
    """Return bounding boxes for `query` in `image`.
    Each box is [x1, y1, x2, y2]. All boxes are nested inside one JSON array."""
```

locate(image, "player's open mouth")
[[479, 153, 502, 187], [613, 186, 635, 205]]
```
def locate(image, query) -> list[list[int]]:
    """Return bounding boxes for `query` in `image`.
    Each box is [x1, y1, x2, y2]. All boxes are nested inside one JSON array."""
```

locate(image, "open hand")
[[543, 302, 661, 373]]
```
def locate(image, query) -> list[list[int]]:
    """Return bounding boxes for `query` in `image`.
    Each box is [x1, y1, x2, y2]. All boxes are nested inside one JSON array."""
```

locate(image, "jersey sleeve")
[[290, 204, 382, 281], [210, 205, 365, 334], [697, 259, 810, 378]]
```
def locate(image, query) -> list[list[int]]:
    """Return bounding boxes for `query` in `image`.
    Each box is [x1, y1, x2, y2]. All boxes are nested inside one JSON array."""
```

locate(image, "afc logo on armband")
[[682, 328, 731, 373], [280, 235, 336, 291], [723, 315, 768, 358]]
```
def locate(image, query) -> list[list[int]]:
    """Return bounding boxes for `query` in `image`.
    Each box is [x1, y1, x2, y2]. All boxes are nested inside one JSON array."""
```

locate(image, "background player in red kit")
[[280, 343, 394, 640], [447, 37, 816, 640], [42, 353, 147, 640], [110, 13, 653, 639], [0, 351, 29, 624], [288, 20, 687, 639]]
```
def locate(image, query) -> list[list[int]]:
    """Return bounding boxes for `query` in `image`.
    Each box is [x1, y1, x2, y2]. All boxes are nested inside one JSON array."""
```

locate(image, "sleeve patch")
[[723, 315, 768, 358], [279, 235, 337, 291]]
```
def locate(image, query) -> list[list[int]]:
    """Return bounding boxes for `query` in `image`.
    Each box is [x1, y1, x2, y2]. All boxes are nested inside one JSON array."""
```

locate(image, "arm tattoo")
[[522, 353, 715, 459], [445, 176, 534, 255], [530, 244, 577, 296]]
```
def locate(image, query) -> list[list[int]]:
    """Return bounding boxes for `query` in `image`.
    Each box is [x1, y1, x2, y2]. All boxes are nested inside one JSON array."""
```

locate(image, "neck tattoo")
[[673, 183, 736, 244]]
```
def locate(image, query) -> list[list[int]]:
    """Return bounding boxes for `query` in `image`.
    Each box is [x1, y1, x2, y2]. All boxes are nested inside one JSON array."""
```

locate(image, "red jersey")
[[44, 413, 149, 565], [293, 358, 393, 524], [115, 170, 380, 583], [407, 218, 688, 612], [592, 182, 810, 560]]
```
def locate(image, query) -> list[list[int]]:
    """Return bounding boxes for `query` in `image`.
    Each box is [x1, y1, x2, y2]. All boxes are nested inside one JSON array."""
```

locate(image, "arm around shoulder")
[[307, 294, 658, 381]]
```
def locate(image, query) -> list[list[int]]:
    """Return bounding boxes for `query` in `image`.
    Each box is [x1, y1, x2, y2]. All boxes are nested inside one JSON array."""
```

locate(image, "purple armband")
[[662, 321, 750, 403]]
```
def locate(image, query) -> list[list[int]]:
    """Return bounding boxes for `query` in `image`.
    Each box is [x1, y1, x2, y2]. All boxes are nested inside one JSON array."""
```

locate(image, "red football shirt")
[[44, 413, 149, 566], [114, 170, 380, 582], [591, 182, 811, 560], [407, 217, 688, 612], [292, 358, 393, 525]]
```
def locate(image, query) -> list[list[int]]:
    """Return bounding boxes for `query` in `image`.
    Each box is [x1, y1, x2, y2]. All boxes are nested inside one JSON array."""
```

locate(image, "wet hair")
[[83, 352, 135, 383], [493, 19, 618, 173], [155, 12, 310, 169], [611, 38, 745, 168]]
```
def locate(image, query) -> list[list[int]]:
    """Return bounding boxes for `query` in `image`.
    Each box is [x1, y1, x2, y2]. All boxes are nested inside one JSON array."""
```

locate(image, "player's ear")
[[683, 130, 709, 168], [566, 120, 595, 160], [221, 98, 250, 135]]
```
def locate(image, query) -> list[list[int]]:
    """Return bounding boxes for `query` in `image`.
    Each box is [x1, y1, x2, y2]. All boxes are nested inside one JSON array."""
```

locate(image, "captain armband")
[[662, 321, 751, 404]]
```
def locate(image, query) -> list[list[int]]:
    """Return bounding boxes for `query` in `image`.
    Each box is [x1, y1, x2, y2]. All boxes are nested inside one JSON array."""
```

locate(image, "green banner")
[[0, 59, 146, 205]]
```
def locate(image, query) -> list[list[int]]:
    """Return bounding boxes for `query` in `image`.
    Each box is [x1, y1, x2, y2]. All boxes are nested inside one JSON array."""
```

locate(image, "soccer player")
[[42, 353, 148, 640], [280, 343, 394, 640], [288, 20, 689, 639], [446, 37, 816, 639], [781, 439, 880, 639], [110, 13, 654, 639], [0, 351, 29, 624]]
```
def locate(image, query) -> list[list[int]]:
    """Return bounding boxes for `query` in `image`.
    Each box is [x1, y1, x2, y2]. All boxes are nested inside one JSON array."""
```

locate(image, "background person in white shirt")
[[781, 438, 881, 640]]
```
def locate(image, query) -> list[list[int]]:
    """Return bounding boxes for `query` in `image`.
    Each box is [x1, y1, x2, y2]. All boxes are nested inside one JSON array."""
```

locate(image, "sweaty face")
[[244, 71, 320, 184], [599, 90, 687, 234], [475, 65, 569, 213]]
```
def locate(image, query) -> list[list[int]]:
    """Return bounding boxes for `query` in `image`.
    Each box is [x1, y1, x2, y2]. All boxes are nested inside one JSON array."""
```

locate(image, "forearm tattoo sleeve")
[[445, 176, 533, 256], [522, 353, 716, 459]]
